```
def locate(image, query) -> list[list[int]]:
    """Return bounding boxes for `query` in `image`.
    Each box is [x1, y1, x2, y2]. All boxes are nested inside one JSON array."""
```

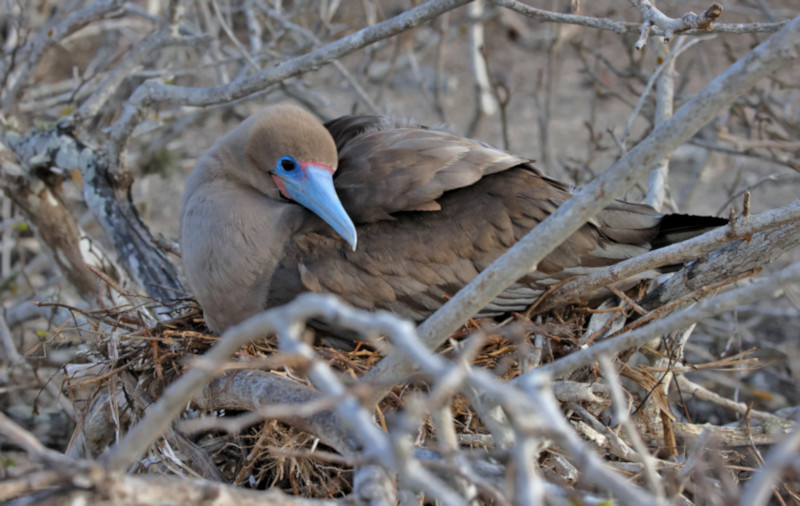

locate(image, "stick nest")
[[55, 289, 795, 502]]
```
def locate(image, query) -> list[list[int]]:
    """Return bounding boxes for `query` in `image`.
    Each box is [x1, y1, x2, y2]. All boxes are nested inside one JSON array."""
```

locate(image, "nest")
[[53, 284, 790, 502]]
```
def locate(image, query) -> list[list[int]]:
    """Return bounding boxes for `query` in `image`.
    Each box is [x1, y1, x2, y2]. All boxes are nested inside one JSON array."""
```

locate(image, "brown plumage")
[[180, 104, 722, 334]]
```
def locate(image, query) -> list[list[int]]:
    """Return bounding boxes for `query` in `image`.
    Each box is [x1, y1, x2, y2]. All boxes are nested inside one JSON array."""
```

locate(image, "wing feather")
[[325, 116, 530, 223]]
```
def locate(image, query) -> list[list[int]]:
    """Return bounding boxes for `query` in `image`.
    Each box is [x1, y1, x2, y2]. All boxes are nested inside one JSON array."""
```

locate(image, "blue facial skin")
[[272, 155, 358, 250]]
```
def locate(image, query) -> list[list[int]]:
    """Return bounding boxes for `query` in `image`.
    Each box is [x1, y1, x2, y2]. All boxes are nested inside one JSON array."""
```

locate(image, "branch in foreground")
[[99, 294, 417, 473], [0, 412, 73, 469], [740, 424, 800, 506], [8, 468, 338, 505], [362, 13, 800, 406], [94, 294, 661, 504], [190, 369, 354, 455], [526, 260, 800, 381], [535, 200, 800, 312], [383, 306, 658, 504]]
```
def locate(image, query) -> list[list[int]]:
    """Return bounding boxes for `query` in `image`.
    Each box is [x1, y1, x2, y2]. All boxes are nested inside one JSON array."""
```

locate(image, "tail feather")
[[652, 213, 728, 249]]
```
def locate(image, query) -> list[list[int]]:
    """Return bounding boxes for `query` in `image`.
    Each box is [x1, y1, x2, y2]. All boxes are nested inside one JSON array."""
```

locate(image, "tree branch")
[[527, 260, 800, 380]]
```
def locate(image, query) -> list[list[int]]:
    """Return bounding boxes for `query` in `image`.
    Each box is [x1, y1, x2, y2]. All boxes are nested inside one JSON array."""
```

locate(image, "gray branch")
[[2, 121, 183, 303]]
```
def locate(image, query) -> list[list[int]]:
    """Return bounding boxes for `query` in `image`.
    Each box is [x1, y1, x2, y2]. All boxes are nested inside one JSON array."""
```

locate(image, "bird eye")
[[279, 156, 297, 172]]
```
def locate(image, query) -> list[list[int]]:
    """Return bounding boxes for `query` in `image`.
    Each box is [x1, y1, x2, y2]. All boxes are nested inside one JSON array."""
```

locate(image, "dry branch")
[[0, 138, 106, 299], [2, 121, 182, 304], [491, 0, 782, 40], [536, 199, 800, 312], [530, 260, 800, 380], [630, 0, 723, 47]]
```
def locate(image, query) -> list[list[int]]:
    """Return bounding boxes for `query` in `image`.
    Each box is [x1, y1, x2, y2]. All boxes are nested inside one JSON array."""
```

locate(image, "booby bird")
[[180, 103, 722, 334]]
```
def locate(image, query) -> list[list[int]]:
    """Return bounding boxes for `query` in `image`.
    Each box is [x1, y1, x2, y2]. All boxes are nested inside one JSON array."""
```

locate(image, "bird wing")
[[324, 115, 531, 223], [266, 167, 666, 322]]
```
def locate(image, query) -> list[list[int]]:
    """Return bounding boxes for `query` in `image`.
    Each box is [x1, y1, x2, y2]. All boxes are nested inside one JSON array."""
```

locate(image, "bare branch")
[[0, 411, 74, 468], [739, 424, 800, 506], [1, 0, 125, 112], [599, 355, 664, 498], [3, 121, 183, 303], [529, 261, 800, 380], [629, 1, 723, 47], [465, 0, 498, 137], [100, 293, 416, 473], [536, 199, 800, 312], [382, 306, 661, 504], [676, 375, 786, 424], [490, 0, 781, 40], [0, 137, 107, 299]]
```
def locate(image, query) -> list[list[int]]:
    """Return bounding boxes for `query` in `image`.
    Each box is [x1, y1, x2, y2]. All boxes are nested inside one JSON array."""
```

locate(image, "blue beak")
[[275, 162, 357, 250]]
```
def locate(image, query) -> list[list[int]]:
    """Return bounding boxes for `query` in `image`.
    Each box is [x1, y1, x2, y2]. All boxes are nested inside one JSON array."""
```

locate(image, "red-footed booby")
[[180, 104, 722, 334]]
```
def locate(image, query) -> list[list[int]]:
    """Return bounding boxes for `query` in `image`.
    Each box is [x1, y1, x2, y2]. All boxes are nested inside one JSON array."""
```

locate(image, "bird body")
[[181, 104, 720, 334]]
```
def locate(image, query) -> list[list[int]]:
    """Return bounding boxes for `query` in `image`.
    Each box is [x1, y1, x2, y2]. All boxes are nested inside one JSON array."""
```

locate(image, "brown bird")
[[180, 104, 722, 334]]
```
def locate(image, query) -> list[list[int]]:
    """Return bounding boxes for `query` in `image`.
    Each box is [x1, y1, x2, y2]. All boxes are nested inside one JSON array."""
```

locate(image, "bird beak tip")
[[342, 228, 357, 251], [281, 164, 358, 251]]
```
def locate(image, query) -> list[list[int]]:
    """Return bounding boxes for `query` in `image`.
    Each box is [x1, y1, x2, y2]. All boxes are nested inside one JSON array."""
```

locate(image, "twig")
[[621, 36, 709, 147], [465, 0, 497, 138], [211, 0, 260, 71], [384, 315, 660, 504], [1, 0, 125, 112], [536, 199, 800, 312], [0, 411, 75, 468], [629, 1, 723, 48], [740, 423, 800, 506], [0, 313, 75, 419], [490, 0, 782, 39], [646, 40, 674, 211], [3, 122, 183, 303], [675, 375, 787, 424], [101, 294, 417, 474], [268, 10, 382, 115], [527, 261, 800, 380], [715, 173, 782, 216], [599, 356, 665, 498], [77, 30, 209, 123], [181, 389, 343, 436]]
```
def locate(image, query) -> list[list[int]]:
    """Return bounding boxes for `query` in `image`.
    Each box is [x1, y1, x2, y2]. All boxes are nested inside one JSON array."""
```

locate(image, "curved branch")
[[190, 370, 355, 455]]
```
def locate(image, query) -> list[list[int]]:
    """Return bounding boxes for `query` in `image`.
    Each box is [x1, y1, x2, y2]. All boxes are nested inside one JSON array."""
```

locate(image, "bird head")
[[235, 104, 358, 250]]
